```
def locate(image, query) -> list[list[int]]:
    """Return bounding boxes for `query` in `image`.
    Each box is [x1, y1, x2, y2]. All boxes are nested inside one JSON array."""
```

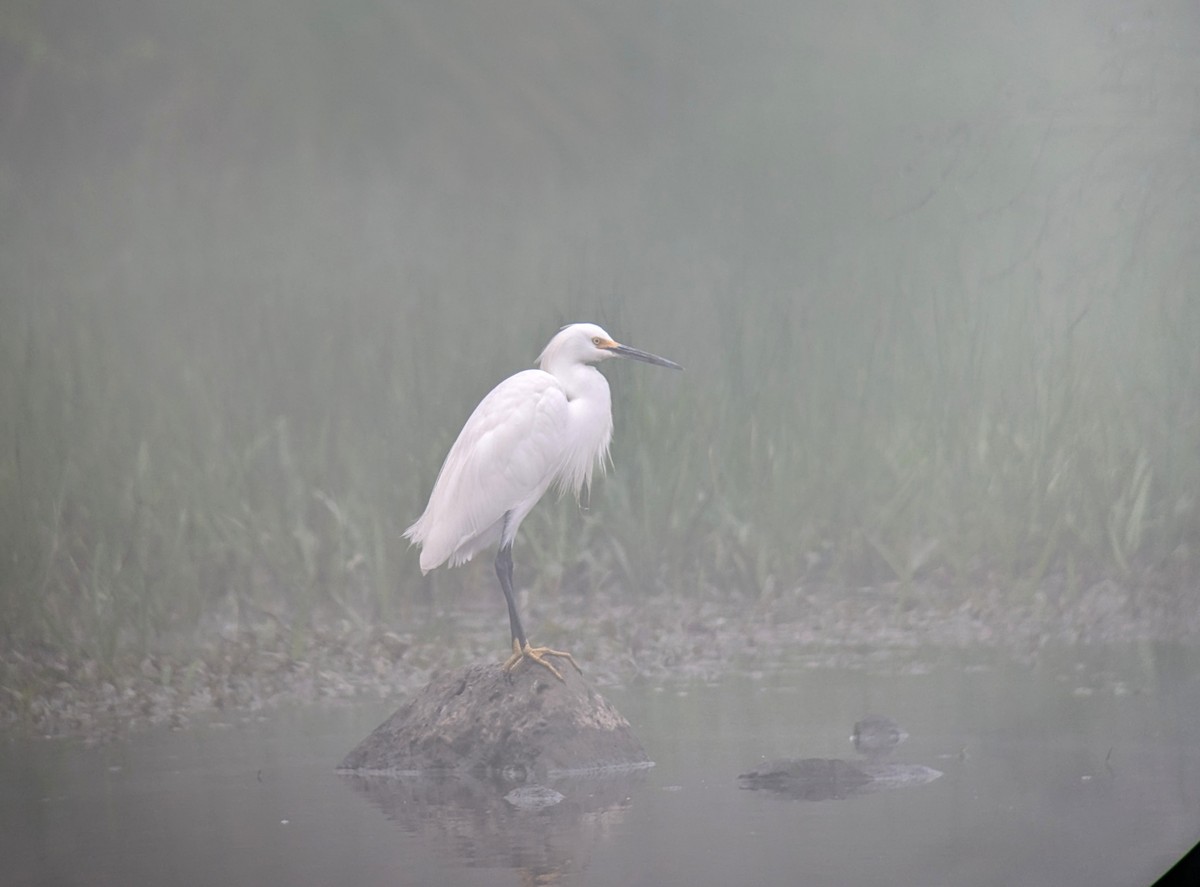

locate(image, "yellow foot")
[[502, 638, 583, 682]]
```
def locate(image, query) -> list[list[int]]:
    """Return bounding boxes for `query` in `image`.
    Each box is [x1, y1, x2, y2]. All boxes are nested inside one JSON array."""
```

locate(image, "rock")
[[740, 716, 941, 801], [337, 662, 650, 777], [738, 756, 943, 801], [851, 714, 909, 758], [737, 758, 874, 800]]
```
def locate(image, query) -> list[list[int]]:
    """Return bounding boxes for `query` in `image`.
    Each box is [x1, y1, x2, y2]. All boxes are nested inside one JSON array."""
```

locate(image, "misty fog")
[[5, 0, 1196, 656], [4, 2, 1200, 886]]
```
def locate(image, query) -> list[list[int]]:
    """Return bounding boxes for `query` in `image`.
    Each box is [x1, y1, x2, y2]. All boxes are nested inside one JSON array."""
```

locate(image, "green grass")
[[2, 0, 1198, 678], [3, 163, 1198, 672]]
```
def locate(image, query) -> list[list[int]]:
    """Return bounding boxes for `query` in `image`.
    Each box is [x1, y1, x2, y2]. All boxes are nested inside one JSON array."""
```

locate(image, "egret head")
[[539, 323, 683, 373]]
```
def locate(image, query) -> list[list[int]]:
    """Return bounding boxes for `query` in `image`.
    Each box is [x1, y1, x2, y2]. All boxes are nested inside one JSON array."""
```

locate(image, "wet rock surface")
[[337, 661, 650, 777], [739, 715, 943, 800], [738, 756, 944, 800], [738, 758, 875, 800]]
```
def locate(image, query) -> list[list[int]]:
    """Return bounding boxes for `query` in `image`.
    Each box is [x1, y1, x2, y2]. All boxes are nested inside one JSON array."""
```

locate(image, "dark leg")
[[494, 543, 527, 650], [493, 522, 581, 682]]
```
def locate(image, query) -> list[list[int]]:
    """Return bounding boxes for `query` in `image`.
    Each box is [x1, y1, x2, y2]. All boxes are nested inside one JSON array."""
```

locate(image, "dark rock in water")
[[337, 662, 650, 777], [738, 758, 873, 801], [851, 714, 909, 758], [740, 716, 939, 801], [738, 755, 942, 801]]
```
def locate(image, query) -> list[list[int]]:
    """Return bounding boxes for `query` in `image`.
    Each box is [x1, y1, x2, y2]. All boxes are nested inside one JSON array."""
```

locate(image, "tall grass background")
[[2, 0, 1198, 670]]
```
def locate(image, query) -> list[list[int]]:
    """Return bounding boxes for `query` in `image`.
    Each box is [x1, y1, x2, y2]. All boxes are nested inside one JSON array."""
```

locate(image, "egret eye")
[[592, 337, 603, 346]]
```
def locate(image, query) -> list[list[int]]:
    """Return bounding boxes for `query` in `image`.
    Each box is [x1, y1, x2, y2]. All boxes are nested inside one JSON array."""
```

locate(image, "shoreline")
[[3, 577, 1197, 741]]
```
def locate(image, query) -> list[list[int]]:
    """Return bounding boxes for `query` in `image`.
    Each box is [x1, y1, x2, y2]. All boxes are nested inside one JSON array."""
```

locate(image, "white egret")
[[404, 322, 682, 680]]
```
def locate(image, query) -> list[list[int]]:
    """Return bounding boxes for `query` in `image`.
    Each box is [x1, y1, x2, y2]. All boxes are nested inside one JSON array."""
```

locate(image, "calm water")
[[4, 644, 1199, 887]]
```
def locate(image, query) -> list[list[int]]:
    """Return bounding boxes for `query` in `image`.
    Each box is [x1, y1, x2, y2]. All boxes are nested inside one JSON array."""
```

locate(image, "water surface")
[[4, 644, 1198, 886]]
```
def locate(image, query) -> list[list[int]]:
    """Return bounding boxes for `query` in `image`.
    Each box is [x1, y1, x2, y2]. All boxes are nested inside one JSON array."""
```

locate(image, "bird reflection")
[[340, 766, 648, 884]]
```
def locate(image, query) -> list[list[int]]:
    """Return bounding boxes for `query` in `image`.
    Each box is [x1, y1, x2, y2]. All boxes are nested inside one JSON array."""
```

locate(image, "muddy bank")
[[3, 576, 1198, 739]]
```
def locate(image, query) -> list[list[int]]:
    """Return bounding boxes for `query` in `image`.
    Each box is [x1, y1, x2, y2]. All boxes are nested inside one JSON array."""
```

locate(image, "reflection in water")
[[2, 645, 1198, 887], [340, 767, 650, 884]]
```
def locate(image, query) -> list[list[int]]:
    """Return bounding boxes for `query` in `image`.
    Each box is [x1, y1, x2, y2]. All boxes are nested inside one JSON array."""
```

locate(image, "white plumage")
[[403, 322, 681, 680]]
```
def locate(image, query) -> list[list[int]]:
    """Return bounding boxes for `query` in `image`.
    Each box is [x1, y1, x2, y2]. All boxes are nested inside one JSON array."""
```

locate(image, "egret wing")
[[406, 370, 569, 571]]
